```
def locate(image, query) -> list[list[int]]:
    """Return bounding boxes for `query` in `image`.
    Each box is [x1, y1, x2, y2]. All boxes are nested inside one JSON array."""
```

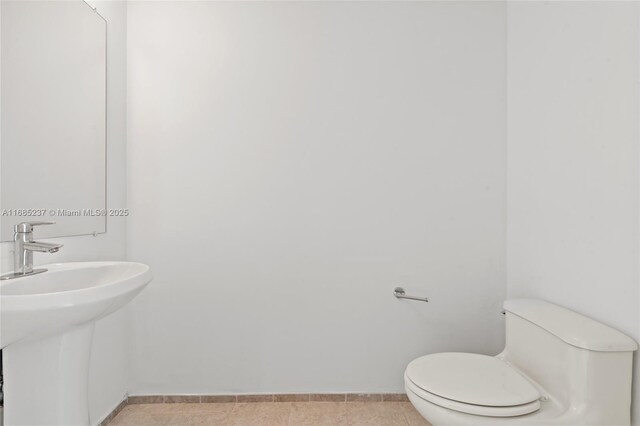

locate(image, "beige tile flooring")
[[108, 402, 432, 426]]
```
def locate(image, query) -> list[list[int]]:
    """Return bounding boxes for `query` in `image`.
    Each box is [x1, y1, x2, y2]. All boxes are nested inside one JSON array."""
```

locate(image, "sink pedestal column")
[[3, 323, 95, 426]]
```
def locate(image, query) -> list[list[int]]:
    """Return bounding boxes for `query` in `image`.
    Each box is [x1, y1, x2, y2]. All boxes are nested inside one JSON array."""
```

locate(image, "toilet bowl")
[[405, 299, 638, 426]]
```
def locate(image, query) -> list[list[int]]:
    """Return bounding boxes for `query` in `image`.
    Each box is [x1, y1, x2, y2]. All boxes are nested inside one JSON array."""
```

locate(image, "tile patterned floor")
[[108, 402, 432, 426]]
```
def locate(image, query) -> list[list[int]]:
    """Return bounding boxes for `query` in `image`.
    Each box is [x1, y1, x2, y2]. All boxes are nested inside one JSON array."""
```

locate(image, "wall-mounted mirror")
[[0, 0, 107, 241]]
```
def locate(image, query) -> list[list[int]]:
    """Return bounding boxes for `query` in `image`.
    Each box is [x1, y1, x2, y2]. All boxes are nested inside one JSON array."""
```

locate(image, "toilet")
[[405, 299, 638, 425]]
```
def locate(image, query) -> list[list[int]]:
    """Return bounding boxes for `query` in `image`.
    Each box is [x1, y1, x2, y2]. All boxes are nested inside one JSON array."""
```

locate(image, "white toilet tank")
[[501, 299, 638, 425]]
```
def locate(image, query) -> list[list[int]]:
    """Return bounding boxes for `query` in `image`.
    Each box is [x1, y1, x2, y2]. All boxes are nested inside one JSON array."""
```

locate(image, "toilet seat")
[[405, 352, 541, 417]]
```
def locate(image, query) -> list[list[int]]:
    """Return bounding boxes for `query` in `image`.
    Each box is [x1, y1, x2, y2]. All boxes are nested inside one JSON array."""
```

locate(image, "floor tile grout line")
[[219, 402, 235, 425]]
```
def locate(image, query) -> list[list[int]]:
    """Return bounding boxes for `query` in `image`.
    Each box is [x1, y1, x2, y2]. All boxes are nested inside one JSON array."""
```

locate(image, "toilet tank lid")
[[504, 299, 638, 352]]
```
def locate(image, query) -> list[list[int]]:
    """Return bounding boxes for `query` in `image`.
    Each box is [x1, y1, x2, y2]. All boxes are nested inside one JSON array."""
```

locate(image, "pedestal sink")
[[0, 262, 152, 426]]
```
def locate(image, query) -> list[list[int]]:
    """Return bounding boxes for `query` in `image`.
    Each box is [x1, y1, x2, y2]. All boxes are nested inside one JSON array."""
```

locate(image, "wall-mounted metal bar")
[[393, 287, 428, 303]]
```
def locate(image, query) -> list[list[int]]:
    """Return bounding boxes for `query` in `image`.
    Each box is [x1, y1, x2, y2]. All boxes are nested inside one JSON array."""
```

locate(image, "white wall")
[[0, 1, 129, 424], [126, 1, 506, 395], [506, 2, 640, 423]]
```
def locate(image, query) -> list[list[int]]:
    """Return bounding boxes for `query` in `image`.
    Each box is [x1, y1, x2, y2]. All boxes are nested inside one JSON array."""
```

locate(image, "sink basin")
[[0, 261, 152, 425], [1, 261, 152, 348]]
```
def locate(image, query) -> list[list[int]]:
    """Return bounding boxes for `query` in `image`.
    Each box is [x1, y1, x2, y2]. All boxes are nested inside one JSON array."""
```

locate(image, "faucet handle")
[[14, 221, 56, 233]]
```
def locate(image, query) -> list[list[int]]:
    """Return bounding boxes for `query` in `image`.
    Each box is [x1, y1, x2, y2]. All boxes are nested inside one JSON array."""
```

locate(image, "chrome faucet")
[[1, 221, 63, 280]]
